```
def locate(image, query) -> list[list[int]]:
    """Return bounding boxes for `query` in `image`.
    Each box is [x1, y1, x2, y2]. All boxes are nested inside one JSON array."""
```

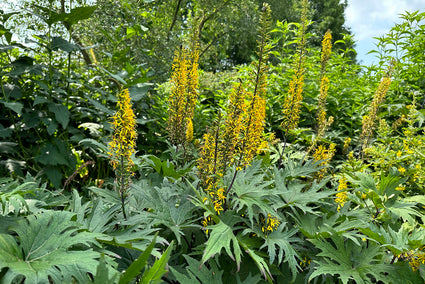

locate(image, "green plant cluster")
[[1, 2, 425, 284]]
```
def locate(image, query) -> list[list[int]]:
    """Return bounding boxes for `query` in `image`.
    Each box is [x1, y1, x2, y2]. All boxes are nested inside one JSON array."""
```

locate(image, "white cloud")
[[345, 0, 424, 65], [346, 0, 423, 41]]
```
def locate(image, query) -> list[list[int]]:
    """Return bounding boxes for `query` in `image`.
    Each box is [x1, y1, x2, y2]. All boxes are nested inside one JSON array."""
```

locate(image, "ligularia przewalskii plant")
[[108, 88, 137, 219], [2, 1, 425, 283], [197, 2, 272, 215]]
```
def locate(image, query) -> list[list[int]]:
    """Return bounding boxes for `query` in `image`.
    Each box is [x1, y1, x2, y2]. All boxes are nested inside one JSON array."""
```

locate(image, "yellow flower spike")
[[108, 88, 138, 219], [197, 5, 272, 216], [316, 31, 332, 135], [167, 41, 199, 147], [313, 143, 336, 180], [185, 118, 194, 143], [281, 0, 309, 134], [321, 30, 332, 69], [335, 177, 348, 212], [360, 66, 393, 149], [343, 137, 351, 154], [108, 88, 137, 174]]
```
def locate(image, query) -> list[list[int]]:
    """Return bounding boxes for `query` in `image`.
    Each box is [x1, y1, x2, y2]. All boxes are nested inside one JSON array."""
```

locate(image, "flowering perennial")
[[361, 67, 392, 149], [108, 88, 137, 177], [167, 41, 199, 147], [335, 177, 348, 211], [313, 143, 336, 180], [315, 30, 333, 146], [108, 88, 137, 219], [400, 248, 425, 271], [197, 4, 272, 214], [281, 0, 308, 133], [321, 30, 332, 70]]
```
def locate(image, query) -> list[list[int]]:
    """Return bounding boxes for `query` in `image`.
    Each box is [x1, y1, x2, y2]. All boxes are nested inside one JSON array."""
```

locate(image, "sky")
[[345, 0, 424, 66]]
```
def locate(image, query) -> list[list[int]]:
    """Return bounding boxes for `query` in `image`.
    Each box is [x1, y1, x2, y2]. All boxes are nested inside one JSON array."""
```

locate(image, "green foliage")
[[2, 1, 425, 283], [201, 213, 243, 271], [0, 211, 104, 283], [170, 255, 225, 284], [309, 236, 392, 283], [118, 234, 174, 284]]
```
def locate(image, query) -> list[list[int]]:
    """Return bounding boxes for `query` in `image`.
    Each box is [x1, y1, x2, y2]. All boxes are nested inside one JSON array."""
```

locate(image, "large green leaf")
[[118, 235, 157, 284], [128, 180, 197, 244], [0, 179, 37, 216], [240, 246, 272, 282], [170, 255, 224, 284], [385, 200, 422, 223], [35, 143, 69, 166], [0, 142, 17, 154], [53, 6, 97, 25], [260, 225, 301, 278], [34, 5, 97, 25], [309, 236, 392, 284], [91, 254, 119, 284], [117, 234, 174, 284], [201, 213, 242, 271], [229, 161, 274, 226], [1, 101, 23, 115], [48, 103, 70, 129], [359, 224, 425, 256], [0, 211, 106, 283], [273, 166, 333, 214], [145, 155, 191, 180]]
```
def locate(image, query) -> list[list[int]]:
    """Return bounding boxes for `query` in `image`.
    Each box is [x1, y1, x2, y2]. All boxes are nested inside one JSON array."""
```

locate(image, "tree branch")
[[197, 0, 232, 39], [168, 0, 183, 39]]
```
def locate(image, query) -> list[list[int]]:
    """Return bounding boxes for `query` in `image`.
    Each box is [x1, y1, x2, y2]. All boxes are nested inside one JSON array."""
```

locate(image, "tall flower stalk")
[[309, 30, 334, 153], [360, 64, 393, 151], [313, 143, 336, 180], [279, 0, 309, 165], [316, 30, 333, 139], [197, 3, 272, 214], [167, 36, 199, 153], [108, 88, 137, 219]]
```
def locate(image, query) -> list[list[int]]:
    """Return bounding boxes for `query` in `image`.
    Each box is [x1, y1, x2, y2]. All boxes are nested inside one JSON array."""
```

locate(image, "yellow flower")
[[396, 150, 402, 157], [281, 0, 309, 133], [401, 249, 425, 271], [108, 88, 137, 176], [343, 137, 351, 153], [167, 42, 199, 146], [214, 202, 224, 215], [202, 215, 212, 235], [185, 118, 193, 142], [262, 213, 280, 234], [398, 167, 406, 175], [321, 30, 332, 69], [335, 177, 348, 211], [396, 185, 405, 191], [313, 143, 336, 179], [282, 72, 305, 132], [360, 69, 393, 149]]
